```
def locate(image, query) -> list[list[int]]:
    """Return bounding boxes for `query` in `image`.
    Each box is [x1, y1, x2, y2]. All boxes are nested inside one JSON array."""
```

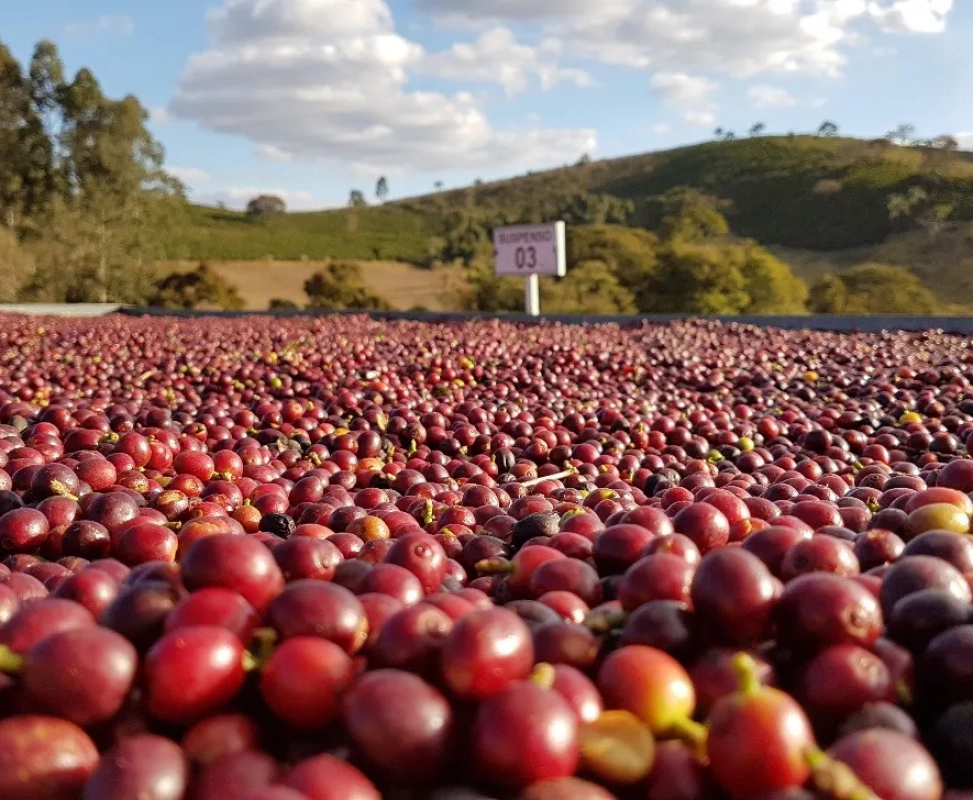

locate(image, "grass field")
[[161, 260, 467, 311]]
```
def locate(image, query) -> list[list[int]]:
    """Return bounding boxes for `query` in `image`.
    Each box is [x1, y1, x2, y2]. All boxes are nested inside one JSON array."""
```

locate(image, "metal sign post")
[[492, 221, 567, 316]]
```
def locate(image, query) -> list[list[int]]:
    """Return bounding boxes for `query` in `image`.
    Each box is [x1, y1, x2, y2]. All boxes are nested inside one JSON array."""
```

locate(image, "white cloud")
[[168, 167, 212, 186], [650, 72, 718, 127], [683, 110, 717, 127], [651, 123, 673, 135], [868, 0, 952, 33], [415, 27, 593, 94], [148, 106, 170, 123], [419, 0, 953, 77], [65, 14, 135, 38], [414, 0, 634, 24], [170, 0, 596, 175], [193, 187, 319, 211], [748, 84, 797, 108], [957, 132, 973, 151]]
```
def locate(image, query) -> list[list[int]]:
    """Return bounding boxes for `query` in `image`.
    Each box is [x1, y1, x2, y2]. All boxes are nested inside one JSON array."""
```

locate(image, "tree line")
[[0, 39, 189, 303]]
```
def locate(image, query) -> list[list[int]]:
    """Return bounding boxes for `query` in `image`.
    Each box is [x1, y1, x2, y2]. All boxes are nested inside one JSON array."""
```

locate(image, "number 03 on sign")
[[492, 221, 567, 316]]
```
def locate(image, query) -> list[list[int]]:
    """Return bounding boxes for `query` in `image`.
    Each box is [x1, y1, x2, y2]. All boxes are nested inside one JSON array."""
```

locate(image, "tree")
[[656, 189, 731, 241], [304, 261, 391, 310], [546, 260, 637, 314], [807, 264, 939, 314], [649, 240, 750, 313], [749, 123, 766, 137], [434, 181, 444, 192], [149, 262, 244, 310], [245, 194, 286, 218], [733, 241, 808, 313], [348, 189, 367, 207], [0, 226, 33, 301], [375, 176, 389, 203], [566, 224, 658, 310], [460, 260, 524, 312], [25, 39, 66, 213], [885, 124, 916, 145], [0, 39, 184, 303], [268, 297, 298, 310], [887, 187, 954, 239], [0, 45, 33, 228], [817, 121, 839, 137]]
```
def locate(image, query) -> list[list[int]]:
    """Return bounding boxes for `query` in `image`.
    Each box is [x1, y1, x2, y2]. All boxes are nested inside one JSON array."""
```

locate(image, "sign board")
[[493, 222, 566, 277]]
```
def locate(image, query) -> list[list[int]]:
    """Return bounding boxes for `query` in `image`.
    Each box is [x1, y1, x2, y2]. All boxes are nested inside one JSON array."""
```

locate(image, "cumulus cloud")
[[868, 0, 952, 33], [415, 27, 593, 94], [419, 0, 953, 77], [957, 132, 973, 151], [748, 84, 798, 108], [414, 0, 634, 24], [66, 14, 135, 38], [170, 0, 596, 175], [651, 72, 718, 127]]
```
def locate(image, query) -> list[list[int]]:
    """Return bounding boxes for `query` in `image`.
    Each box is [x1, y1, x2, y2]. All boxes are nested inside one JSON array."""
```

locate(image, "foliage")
[[0, 227, 33, 302], [149, 262, 244, 310], [546, 261, 638, 314], [649, 240, 751, 313], [268, 297, 299, 310], [733, 241, 809, 313], [246, 195, 286, 218], [0, 38, 182, 303], [304, 261, 391, 310], [566, 224, 658, 310], [459, 261, 524, 313], [348, 190, 367, 207], [807, 263, 940, 314]]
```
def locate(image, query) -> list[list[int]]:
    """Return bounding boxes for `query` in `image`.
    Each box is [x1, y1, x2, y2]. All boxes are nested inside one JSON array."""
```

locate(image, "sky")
[[1, 0, 969, 211]]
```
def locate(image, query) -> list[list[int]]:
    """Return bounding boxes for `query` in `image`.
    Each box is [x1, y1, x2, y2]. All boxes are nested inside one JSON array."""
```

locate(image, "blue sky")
[[2, 0, 968, 210]]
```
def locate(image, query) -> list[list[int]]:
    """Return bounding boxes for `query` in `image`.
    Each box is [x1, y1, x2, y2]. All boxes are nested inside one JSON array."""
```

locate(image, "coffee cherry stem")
[[0, 645, 24, 674], [584, 610, 627, 634], [242, 627, 278, 672], [805, 746, 880, 800], [475, 558, 515, 575], [528, 662, 556, 691], [520, 467, 577, 489], [49, 481, 79, 502], [666, 716, 708, 761], [730, 651, 762, 696]]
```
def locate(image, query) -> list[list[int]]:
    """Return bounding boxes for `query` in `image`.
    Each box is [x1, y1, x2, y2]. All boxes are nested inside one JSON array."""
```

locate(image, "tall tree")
[[375, 176, 389, 203], [0, 44, 31, 228], [885, 123, 916, 145], [25, 40, 65, 211], [27, 72, 182, 302]]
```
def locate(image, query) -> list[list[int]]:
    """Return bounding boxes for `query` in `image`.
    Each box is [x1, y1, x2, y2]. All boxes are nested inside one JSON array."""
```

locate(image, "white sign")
[[493, 222, 566, 277]]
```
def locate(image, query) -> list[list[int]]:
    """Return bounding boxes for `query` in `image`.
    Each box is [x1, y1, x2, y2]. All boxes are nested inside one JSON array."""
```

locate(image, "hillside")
[[164, 135, 973, 309]]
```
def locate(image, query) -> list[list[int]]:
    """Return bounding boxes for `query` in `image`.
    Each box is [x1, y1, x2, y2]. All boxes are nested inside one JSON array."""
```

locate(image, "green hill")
[[165, 135, 973, 307]]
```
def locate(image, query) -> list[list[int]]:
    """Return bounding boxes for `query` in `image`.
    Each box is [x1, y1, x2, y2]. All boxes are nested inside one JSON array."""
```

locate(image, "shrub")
[[304, 261, 391, 310]]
